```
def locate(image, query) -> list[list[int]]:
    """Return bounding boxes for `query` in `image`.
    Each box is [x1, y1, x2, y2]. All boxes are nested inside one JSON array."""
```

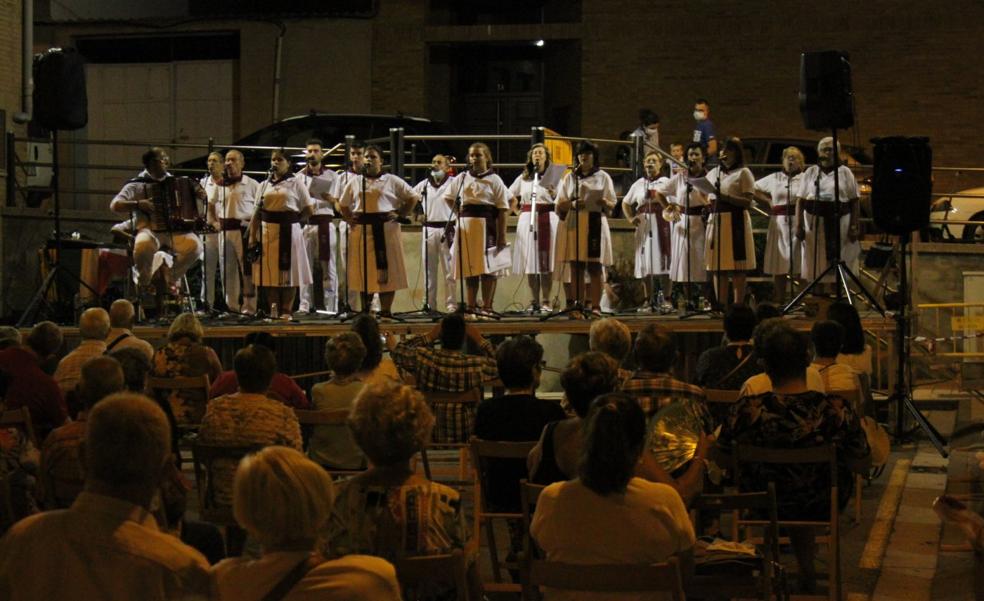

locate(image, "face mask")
[[645, 125, 659, 135], [693, 110, 706, 121], [431, 169, 446, 182]]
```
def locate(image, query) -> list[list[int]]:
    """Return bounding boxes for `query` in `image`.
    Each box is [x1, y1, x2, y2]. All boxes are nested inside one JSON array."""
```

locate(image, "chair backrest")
[[523, 555, 685, 600], [191, 441, 261, 525], [0, 406, 37, 447], [148, 374, 211, 428], [392, 550, 468, 601], [469, 438, 538, 515], [691, 482, 782, 572], [423, 388, 482, 405], [703, 388, 741, 405], [520, 480, 547, 557], [293, 408, 349, 426]]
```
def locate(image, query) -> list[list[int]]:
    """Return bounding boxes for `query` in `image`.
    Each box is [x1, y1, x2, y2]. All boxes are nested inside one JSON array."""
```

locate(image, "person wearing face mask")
[[705, 137, 756, 307], [199, 151, 224, 310], [297, 138, 340, 316], [444, 142, 510, 317], [209, 149, 259, 315], [413, 154, 457, 313], [247, 148, 314, 320], [338, 145, 420, 318], [510, 143, 560, 313], [622, 151, 672, 310], [656, 143, 711, 308], [556, 140, 617, 317], [795, 137, 861, 294], [630, 108, 661, 157], [335, 142, 380, 313], [692, 98, 717, 162], [755, 146, 806, 302]]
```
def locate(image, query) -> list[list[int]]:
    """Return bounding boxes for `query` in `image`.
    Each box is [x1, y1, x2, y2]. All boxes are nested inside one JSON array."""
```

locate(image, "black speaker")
[[33, 48, 88, 131], [871, 136, 932, 235], [799, 51, 854, 131]]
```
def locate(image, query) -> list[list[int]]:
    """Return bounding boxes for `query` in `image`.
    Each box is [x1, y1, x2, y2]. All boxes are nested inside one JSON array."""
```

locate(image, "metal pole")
[[630, 131, 643, 180], [531, 126, 545, 147], [389, 127, 404, 179], [5, 132, 15, 207]]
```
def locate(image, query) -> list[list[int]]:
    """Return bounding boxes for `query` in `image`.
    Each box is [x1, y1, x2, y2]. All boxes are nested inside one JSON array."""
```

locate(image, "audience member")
[[26, 320, 63, 375], [588, 318, 633, 382], [112, 346, 182, 469], [198, 344, 303, 507], [350, 314, 401, 385], [40, 356, 125, 509], [528, 352, 620, 484], [811, 320, 862, 393], [105, 299, 154, 359], [740, 318, 826, 396], [827, 301, 873, 376], [622, 323, 705, 415], [208, 332, 310, 409], [718, 319, 870, 593], [391, 313, 498, 443], [0, 423, 39, 529], [308, 333, 368, 469], [210, 447, 400, 601], [0, 394, 210, 600], [54, 307, 110, 396], [754, 301, 782, 322], [696, 303, 762, 390], [152, 312, 223, 425], [0, 327, 20, 350], [0, 321, 67, 441], [325, 382, 472, 570], [531, 393, 695, 597]]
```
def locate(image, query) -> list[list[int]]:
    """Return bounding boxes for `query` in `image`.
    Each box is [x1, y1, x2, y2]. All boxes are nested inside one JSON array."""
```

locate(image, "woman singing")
[[755, 146, 806, 302], [705, 137, 756, 307], [622, 150, 672, 310], [556, 140, 616, 317], [510, 143, 560, 313], [248, 149, 313, 320], [337, 145, 419, 318], [444, 142, 510, 317]]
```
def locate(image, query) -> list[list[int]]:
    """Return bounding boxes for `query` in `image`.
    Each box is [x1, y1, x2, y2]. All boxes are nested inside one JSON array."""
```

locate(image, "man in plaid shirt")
[[622, 323, 705, 416], [390, 313, 498, 442]]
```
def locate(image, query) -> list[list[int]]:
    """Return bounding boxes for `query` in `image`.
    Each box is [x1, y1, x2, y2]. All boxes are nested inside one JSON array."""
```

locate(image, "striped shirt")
[[620, 371, 706, 416]]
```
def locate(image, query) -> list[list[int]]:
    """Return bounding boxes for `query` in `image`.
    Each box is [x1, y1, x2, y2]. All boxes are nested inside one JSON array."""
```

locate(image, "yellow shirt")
[[0, 492, 209, 601]]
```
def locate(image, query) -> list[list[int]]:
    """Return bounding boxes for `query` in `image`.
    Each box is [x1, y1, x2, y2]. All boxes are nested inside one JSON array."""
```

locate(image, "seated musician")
[[109, 147, 204, 294]]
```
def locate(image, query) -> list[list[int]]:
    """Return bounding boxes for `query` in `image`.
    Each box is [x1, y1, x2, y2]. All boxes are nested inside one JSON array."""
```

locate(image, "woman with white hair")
[[755, 146, 806, 302], [151, 312, 222, 425], [210, 446, 400, 600]]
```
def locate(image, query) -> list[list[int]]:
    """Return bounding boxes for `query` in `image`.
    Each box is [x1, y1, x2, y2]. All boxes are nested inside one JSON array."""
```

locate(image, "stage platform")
[[49, 308, 897, 394]]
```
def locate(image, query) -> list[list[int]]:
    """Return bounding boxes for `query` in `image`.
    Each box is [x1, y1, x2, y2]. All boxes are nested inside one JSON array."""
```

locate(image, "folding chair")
[[148, 374, 211, 434], [521, 554, 686, 601], [419, 388, 481, 484], [392, 549, 470, 601], [735, 443, 840, 601], [469, 438, 538, 592], [293, 408, 367, 480], [190, 441, 261, 527], [690, 483, 787, 601]]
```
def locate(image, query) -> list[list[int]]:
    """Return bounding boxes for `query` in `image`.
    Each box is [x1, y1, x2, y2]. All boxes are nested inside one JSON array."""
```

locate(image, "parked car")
[[927, 187, 984, 242], [740, 136, 871, 177], [174, 112, 453, 178]]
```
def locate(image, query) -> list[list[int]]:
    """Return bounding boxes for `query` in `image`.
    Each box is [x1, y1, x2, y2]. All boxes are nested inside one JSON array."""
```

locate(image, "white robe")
[[797, 165, 860, 282]]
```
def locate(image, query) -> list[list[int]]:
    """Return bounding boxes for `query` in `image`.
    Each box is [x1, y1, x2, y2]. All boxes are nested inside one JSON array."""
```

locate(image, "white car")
[[929, 187, 984, 242]]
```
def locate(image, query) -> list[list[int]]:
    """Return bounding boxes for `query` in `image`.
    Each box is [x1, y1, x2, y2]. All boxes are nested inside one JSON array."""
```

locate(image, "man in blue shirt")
[[692, 98, 717, 161]]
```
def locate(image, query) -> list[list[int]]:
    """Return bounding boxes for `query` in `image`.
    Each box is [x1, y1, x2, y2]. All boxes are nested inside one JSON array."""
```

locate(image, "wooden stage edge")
[[54, 310, 895, 340]]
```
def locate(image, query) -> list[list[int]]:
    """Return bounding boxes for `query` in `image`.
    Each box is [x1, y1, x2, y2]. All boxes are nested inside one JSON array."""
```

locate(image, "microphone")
[[526, 161, 535, 173]]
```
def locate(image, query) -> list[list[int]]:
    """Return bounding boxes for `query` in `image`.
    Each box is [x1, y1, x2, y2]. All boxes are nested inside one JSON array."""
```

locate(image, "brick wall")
[[371, 0, 428, 116], [0, 0, 23, 206]]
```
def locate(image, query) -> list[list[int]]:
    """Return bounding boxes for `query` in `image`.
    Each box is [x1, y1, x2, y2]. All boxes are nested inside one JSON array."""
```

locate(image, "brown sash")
[[219, 218, 242, 231], [424, 220, 454, 248], [646, 189, 671, 269], [521, 204, 554, 271], [770, 204, 795, 216], [710, 202, 747, 262], [260, 210, 301, 272], [310, 214, 334, 263], [352, 212, 391, 279], [461, 204, 499, 248]]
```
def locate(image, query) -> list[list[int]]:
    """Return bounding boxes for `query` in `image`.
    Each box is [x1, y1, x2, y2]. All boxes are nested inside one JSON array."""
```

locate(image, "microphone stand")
[[448, 177, 483, 321], [679, 173, 713, 320], [395, 183, 442, 320], [543, 165, 584, 321], [646, 177, 658, 313], [786, 172, 795, 304], [335, 170, 356, 321]]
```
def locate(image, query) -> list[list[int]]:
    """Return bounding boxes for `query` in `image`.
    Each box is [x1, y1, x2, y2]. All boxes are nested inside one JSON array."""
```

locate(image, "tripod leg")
[[837, 264, 854, 305], [15, 267, 61, 327], [783, 261, 839, 313], [839, 262, 886, 316]]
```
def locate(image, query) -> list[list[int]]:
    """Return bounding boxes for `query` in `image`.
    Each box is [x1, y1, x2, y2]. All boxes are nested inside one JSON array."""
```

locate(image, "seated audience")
[[151, 312, 223, 425], [740, 318, 826, 396], [209, 332, 310, 409], [588, 318, 633, 382], [41, 356, 125, 509], [0, 321, 66, 441], [391, 313, 498, 443], [198, 344, 302, 507], [325, 381, 469, 562], [211, 447, 400, 601], [308, 333, 368, 469], [811, 320, 862, 393], [718, 319, 871, 593], [112, 346, 182, 468], [827, 301, 873, 376], [528, 352, 620, 484], [27, 320, 63, 375], [54, 307, 110, 398], [0, 394, 210, 600], [350, 314, 401, 385], [0, 327, 19, 350], [105, 299, 154, 359], [695, 303, 761, 389], [531, 393, 695, 598], [754, 301, 782, 322], [621, 323, 705, 416]]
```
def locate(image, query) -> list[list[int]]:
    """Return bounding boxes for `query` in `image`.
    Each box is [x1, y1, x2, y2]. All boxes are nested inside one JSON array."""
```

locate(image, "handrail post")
[[629, 130, 643, 180], [344, 134, 355, 170], [389, 127, 404, 178], [5, 132, 15, 207], [531, 126, 545, 147], [207, 137, 214, 156]]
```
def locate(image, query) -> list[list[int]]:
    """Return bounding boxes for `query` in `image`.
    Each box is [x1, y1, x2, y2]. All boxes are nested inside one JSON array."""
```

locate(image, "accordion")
[[148, 176, 202, 233]]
